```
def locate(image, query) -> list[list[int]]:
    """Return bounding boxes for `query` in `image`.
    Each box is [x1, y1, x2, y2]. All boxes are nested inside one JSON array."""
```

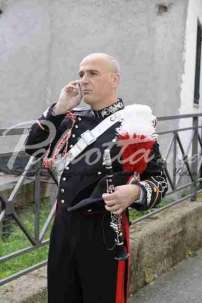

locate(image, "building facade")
[[0, 0, 201, 155]]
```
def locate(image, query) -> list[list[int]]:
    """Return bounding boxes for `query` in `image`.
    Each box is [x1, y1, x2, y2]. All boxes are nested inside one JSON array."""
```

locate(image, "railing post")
[[191, 116, 198, 201], [34, 160, 41, 243], [173, 132, 177, 190], [200, 118, 202, 189]]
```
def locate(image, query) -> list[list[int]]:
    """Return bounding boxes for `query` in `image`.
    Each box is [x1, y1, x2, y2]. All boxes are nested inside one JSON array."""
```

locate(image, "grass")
[[129, 196, 172, 221], [0, 198, 52, 280], [129, 188, 202, 222], [197, 192, 202, 201]]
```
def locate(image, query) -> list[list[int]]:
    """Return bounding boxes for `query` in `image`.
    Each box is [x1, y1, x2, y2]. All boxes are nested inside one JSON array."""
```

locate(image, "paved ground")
[[129, 248, 202, 303], [1, 249, 202, 303]]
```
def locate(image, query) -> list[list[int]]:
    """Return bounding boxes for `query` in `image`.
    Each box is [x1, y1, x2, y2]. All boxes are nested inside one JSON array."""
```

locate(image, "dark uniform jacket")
[[25, 98, 168, 212]]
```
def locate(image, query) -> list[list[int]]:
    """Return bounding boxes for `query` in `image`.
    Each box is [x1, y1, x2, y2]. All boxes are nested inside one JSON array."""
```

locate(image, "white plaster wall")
[[0, 0, 188, 153], [179, 0, 202, 156], [0, 0, 51, 128], [46, 0, 188, 120], [180, 0, 202, 115]]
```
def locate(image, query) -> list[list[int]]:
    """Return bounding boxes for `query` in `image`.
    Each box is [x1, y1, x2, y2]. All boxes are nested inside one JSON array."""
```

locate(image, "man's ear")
[[111, 72, 120, 88]]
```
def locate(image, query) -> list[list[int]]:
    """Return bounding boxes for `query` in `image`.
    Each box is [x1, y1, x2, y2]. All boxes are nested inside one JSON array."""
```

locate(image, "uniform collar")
[[92, 98, 124, 119]]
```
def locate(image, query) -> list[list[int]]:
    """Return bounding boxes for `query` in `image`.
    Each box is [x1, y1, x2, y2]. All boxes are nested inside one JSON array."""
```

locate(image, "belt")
[[80, 209, 107, 216]]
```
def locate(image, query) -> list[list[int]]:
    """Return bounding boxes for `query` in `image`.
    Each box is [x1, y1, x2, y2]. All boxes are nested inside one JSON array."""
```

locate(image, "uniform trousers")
[[47, 203, 128, 303]]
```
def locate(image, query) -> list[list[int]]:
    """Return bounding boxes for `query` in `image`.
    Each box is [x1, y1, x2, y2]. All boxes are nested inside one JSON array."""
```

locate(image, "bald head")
[[79, 52, 120, 110], [80, 53, 120, 74]]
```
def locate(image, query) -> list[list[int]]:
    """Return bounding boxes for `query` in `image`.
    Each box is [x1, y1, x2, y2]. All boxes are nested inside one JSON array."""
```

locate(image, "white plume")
[[117, 104, 156, 137]]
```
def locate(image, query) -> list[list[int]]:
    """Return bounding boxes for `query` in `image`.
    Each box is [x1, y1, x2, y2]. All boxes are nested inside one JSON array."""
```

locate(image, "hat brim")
[[67, 171, 132, 212]]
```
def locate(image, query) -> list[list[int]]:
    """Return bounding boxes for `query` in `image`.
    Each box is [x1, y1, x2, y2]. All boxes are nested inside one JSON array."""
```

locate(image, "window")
[[194, 20, 202, 105]]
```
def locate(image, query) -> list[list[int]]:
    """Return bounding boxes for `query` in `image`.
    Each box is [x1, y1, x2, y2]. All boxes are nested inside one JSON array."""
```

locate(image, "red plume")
[[117, 133, 155, 173]]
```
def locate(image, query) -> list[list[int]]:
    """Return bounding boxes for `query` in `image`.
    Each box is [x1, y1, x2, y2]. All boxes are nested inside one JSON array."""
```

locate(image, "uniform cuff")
[[40, 104, 66, 128], [130, 184, 147, 210]]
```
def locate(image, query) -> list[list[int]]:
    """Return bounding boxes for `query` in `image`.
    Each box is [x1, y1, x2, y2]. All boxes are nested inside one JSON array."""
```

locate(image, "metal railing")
[[133, 113, 202, 222], [0, 112, 202, 286], [0, 127, 58, 285]]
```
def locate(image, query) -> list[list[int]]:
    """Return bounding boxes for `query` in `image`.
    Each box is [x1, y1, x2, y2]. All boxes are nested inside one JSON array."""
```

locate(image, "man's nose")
[[80, 74, 89, 84]]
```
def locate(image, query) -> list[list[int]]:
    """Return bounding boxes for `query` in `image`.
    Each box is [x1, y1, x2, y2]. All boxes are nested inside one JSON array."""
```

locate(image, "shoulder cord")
[[42, 111, 76, 169]]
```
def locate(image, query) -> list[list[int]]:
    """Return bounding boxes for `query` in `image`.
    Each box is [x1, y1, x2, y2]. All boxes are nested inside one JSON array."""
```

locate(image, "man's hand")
[[102, 184, 140, 215], [53, 81, 83, 115]]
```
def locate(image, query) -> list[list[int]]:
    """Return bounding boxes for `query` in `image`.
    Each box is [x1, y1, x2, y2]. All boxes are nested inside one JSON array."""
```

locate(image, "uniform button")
[[70, 144, 73, 148], [97, 171, 102, 175], [62, 177, 66, 181], [78, 117, 82, 121], [66, 166, 69, 170], [72, 134, 75, 138], [61, 199, 65, 204], [112, 138, 117, 142], [75, 125, 78, 128], [61, 188, 64, 193]]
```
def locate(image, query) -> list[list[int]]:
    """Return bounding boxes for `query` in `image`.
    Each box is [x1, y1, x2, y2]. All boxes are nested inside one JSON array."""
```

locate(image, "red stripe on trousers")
[[115, 213, 130, 303]]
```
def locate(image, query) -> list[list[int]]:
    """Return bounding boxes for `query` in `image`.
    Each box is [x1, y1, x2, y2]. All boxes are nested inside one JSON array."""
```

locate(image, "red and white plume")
[[117, 104, 157, 173]]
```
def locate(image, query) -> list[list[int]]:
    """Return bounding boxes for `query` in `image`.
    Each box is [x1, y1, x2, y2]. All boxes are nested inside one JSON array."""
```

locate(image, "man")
[[25, 53, 167, 303]]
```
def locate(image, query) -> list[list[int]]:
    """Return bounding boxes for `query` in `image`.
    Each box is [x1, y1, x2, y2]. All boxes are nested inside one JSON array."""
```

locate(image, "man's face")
[[79, 57, 119, 107]]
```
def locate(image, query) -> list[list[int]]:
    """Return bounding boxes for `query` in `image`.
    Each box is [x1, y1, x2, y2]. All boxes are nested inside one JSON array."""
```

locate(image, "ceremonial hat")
[[67, 171, 131, 212]]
